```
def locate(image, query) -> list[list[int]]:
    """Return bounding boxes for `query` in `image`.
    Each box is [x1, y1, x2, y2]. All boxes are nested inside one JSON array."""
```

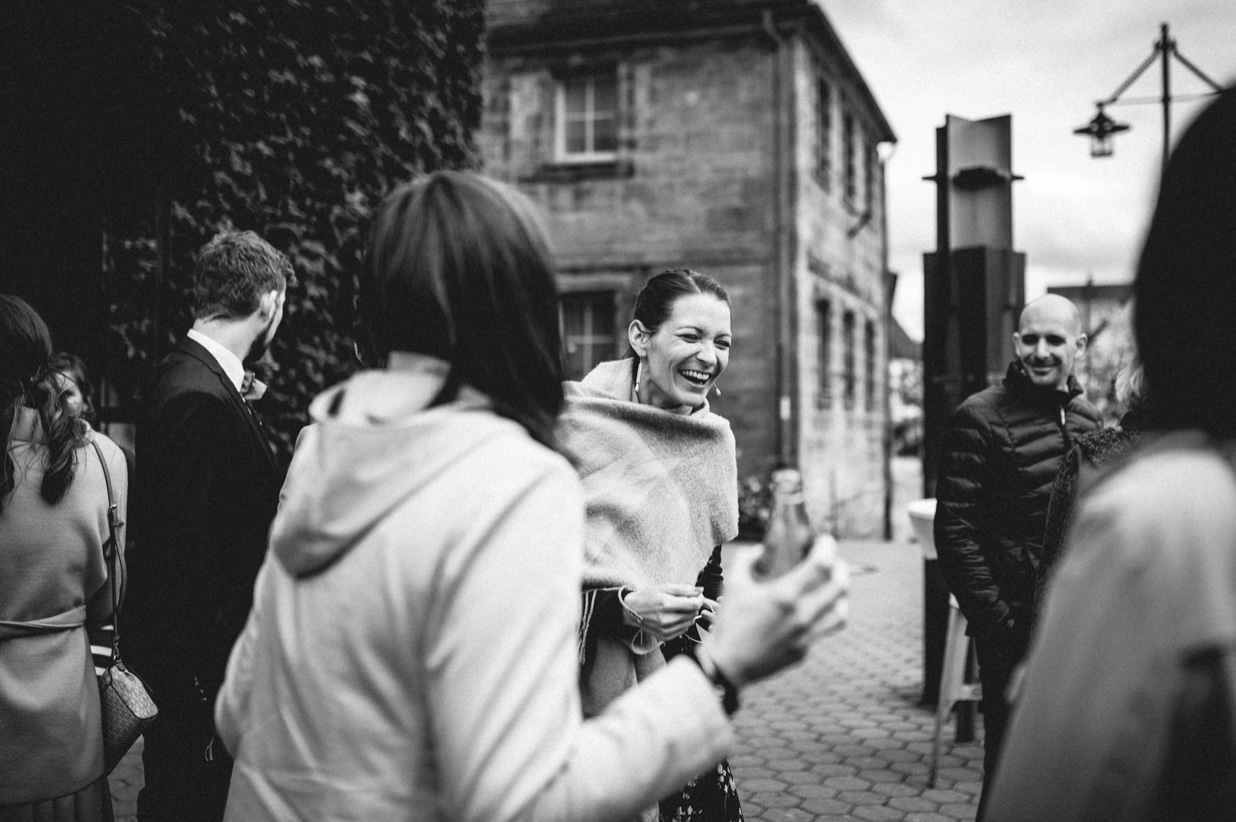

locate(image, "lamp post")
[[1074, 23, 1222, 178]]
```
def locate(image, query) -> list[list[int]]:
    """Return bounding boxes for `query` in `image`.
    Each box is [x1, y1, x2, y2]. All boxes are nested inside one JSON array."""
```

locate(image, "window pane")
[[593, 116, 617, 153], [563, 298, 586, 337], [565, 120, 587, 154], [561, 292, 617, 379], [564, 79, 587, 115], [592, 76, 618, 115]]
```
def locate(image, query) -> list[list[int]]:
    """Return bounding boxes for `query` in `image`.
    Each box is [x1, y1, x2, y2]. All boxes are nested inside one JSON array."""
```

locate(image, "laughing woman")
[[558, 269, 744, 822]]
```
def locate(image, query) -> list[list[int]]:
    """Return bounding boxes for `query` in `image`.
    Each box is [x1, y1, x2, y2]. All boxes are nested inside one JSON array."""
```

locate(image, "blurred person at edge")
[[1030, 355, 1148, 627], [214, 171, 849, 822], [987, 86, 1236, 822], [0, 295, 129, 822], [50, 351, 95, 424], [933, 291, 1101, 819], [559, 268, 809, 822], [50, 351, 137, 493]]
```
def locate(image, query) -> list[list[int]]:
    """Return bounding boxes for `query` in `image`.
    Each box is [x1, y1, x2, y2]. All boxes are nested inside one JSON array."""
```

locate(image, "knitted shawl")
[[557, 359, 739, 658]]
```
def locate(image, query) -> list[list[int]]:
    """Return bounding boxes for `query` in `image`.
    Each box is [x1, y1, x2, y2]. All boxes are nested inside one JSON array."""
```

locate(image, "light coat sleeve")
[[425, 462, 735, 822], [987, 448, 1236, 822]]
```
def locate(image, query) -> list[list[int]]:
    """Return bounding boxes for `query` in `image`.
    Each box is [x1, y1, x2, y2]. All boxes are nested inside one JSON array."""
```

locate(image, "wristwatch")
[[693, 647, 740, 716]]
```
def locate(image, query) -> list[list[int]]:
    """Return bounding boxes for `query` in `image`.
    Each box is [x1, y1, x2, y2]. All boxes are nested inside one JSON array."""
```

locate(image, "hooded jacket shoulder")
[[271, 364, 574, 577]]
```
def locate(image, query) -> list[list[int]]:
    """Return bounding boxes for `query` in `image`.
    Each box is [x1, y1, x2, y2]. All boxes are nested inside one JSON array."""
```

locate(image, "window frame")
[[842, 309, 856, 410], [554, 72, 619, 164], [816, 298, 833, 409], [864, 318, 877, 413], [559, 290, 620, 380], [814, 66, 833, 188]]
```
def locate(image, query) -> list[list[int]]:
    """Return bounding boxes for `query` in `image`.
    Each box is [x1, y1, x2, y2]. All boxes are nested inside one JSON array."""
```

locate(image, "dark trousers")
[[137, 691, 233, 822], [973, 635, 1027, 822]]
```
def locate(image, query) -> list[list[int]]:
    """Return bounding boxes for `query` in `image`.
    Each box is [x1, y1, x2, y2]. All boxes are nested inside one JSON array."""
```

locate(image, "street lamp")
[[1074, 23, 1222, 176], [1073, 105, 1129, 158]]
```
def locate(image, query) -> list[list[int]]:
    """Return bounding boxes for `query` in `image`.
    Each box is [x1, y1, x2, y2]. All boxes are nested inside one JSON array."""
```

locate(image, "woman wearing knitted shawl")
[[558, 269, 744, 822]]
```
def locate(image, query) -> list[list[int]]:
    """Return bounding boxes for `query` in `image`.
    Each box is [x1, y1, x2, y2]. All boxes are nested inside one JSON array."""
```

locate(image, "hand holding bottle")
[[703, 534, 849, 688]]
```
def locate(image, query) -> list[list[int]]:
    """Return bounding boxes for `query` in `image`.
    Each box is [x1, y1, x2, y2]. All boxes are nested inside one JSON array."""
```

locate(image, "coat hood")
[[271, 355, 495, 577]]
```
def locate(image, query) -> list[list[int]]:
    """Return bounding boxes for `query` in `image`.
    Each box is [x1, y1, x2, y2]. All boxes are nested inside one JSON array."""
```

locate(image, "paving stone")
[[748, 791, 801, 809], [859, 768, 909, 784], [920, 788, 970, 804], [937, 766, 983, 782], [787, 784, 839, 800], [809, 762, 858, 778], [904, 815, 954, 822], [939, 803, 978, 820], [837, 790, 888, 805], [889, 796, 943, 813], [823, 775, 873, 791], [760, 809, 816, 822], [742, 778, 789, 793], [853, 806, 906, 822], [872, 782, 920, 798], [799, 797, 853, 815]]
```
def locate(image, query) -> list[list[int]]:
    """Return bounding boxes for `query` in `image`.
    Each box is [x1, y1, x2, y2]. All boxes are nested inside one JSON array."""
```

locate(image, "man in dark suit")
[[128, 230, 293, 822]]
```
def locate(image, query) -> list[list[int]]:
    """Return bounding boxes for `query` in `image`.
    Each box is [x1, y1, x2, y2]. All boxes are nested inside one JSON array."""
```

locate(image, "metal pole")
[[1160, 23, 1171, 180]]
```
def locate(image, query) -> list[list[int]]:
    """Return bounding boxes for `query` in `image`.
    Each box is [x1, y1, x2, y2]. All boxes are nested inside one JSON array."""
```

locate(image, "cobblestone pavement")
[[727, 537, 983, 822]]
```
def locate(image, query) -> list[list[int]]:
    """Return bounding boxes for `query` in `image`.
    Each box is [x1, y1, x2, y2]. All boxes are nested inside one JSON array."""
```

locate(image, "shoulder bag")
[[90, 437, 158, 775]]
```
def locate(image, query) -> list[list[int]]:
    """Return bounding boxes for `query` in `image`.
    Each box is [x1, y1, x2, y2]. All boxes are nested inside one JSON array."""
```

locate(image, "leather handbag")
[[90, 437, 158, 775]]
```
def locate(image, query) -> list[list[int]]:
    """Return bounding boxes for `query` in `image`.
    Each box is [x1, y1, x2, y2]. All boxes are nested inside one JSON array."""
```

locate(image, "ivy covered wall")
[[104, 0, 485, 463]]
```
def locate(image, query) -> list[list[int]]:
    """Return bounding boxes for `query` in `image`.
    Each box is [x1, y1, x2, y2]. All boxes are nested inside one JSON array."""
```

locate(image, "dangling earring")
[[634, 359, 643, 394], [713, 383, 721, 396]]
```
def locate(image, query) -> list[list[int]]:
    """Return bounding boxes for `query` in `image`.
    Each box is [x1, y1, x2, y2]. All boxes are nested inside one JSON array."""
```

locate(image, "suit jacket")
[[127, 336, 283, 703]]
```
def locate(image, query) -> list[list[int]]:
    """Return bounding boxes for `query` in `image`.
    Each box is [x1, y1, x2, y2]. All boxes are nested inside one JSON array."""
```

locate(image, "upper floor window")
[[814, 71, 832, 187], [843, 113, 858, 203], [556, 74, 618, 162], [865, 141, 878, 212], [560, 291, 619, 379]]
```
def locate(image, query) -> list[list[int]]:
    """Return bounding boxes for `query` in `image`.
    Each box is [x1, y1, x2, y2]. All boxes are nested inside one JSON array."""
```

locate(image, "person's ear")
[[1012, 331, 1021, 347], [1075, 333, 1088, 357], [629, 320, 651, 358], [257, 290, 279, 320]]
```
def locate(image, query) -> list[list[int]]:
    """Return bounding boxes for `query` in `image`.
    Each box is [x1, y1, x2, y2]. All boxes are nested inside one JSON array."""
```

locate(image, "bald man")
[[934, 294, 1101, 818]]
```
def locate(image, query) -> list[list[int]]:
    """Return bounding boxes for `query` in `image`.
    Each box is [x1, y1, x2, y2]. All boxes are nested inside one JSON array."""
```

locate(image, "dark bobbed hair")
[[0, 295, 86, 512], [1134, 86, 1236, 437], [626, 268, 731, 361], [192, 230, 295, 321], [356, 171, 565, 448]]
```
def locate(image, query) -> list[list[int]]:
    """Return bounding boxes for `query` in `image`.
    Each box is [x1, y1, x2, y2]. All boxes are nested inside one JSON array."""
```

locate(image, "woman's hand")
[[702, 535, 849, 688], [621, 584, 706, 642]]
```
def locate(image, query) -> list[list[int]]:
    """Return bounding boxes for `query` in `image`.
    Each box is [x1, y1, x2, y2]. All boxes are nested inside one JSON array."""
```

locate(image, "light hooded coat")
[[215, 357, 734, 822]]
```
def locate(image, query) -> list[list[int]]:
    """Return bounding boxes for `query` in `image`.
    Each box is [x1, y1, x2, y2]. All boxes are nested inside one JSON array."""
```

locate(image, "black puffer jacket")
[[934, 361, 1101, 641]]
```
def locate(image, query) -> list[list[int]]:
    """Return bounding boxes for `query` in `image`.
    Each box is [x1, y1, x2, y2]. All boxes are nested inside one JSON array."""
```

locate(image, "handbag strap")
[[89, 437, 125, 659]]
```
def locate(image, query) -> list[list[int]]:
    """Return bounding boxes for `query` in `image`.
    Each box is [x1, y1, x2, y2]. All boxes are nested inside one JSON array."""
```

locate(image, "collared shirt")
[[187, 327, 246, 392]]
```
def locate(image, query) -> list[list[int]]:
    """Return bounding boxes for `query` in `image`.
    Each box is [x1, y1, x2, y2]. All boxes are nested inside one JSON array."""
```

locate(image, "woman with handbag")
[[214, 171, 848, 822], [559, 268, 747, 822], [0, 295, 129, 822]]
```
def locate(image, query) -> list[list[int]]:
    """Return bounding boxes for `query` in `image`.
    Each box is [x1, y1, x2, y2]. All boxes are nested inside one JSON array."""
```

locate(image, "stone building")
[[481, 0, 896, 536]]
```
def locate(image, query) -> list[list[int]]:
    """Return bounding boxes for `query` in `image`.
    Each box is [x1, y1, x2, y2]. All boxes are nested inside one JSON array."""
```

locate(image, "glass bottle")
[[757, 468, 815, 579]]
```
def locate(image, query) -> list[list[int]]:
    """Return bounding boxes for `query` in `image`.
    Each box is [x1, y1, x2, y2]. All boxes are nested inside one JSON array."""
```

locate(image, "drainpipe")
[[879, 147, 895, 540], [762, 10, 794, 468]]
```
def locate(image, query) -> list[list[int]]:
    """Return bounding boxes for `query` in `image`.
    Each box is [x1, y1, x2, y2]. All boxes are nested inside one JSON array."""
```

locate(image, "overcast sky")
[[818, 0, 1236, 339]]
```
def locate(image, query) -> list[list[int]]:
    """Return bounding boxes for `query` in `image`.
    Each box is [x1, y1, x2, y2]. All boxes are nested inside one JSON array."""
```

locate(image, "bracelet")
[[693, 646, 740, 716]]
